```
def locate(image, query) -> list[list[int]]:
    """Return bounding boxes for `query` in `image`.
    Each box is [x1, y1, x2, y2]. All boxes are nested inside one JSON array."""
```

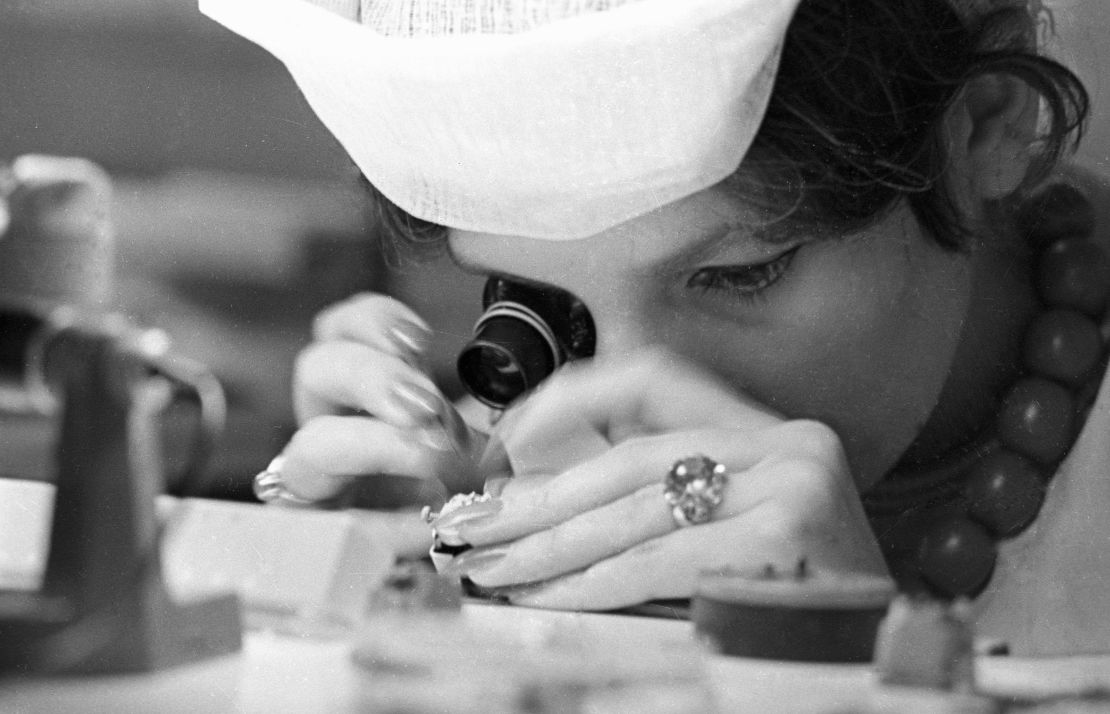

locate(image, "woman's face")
[[448, 185, 974, 490]]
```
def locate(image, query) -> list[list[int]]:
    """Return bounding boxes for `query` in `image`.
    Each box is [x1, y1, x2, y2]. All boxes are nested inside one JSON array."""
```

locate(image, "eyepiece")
[[457, 278, 595, 409], [457, 302, 560, 408]]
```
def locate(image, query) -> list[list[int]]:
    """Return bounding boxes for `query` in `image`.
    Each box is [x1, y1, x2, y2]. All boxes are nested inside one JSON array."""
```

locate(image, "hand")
[[274, 292, 487, 503], [431, 349, 889, 610]]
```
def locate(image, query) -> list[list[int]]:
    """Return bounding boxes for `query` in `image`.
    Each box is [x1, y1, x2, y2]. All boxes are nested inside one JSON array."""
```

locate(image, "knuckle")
[[782, 419, 845, 464], [349, 292, 410, 322], [288, 415, 339, 450], [766, 455, 841, 515], [752, 501, 809, 543], [344, 290, 386, 310], [292, 344, 321, 386], [310, 307, 336, 339], [312, 296, 356, 337], [293, 341, 339, 388], [529, 483, 558, 521], [776, 456, 831, 488], [312, 291, 389, 338]]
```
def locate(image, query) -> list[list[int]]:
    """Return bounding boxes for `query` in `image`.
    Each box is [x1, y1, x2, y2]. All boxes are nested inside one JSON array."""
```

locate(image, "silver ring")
[[252, 455, 315, 505], [664, 455, 727, 527]]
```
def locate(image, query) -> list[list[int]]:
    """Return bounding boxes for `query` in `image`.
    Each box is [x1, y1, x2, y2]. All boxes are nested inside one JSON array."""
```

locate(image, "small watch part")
[[424, 491, 493, 524], [370, 562, 462, 612], [692, 560, 895, 663], [873, 595, 976, 691]]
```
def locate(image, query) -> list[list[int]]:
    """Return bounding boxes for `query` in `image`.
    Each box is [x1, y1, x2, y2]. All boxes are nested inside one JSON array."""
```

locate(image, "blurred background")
[[0, 0, 485, 500], [0, 0, 1106, 500]]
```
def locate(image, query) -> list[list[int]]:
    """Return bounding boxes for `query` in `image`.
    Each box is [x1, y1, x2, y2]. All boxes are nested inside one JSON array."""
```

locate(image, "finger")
[[312, 292, 431, 361], [293, 339, 441, 424], [481, 472, 556, 499], [453, 427, 868, 588], [445, 484, 670, 586], [278, 414, 465, 501], [506, 509, 890, 611], [515, 348, 782, 440], [451, 422, 835, 547], [501, 516, 808, 611]]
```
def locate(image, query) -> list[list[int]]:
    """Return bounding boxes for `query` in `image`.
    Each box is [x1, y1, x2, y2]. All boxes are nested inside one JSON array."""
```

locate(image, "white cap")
[[199, 0, 801, 240]]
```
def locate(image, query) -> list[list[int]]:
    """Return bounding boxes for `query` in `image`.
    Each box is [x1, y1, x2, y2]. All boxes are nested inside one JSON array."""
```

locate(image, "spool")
[[0, 155, 114, 412], [692, 563, 896, 663], [0, 154, 114, 311]]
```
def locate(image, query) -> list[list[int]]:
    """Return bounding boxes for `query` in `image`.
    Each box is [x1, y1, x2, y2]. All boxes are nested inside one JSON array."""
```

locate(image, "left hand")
[[432, 349, 889, 610]]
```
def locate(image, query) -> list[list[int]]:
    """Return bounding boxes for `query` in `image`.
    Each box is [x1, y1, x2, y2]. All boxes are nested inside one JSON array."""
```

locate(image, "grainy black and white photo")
[[2, 1, 1110, 711]]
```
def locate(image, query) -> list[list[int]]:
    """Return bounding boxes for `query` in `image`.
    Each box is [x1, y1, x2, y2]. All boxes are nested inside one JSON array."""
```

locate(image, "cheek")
[[666, 234, 971, 487]]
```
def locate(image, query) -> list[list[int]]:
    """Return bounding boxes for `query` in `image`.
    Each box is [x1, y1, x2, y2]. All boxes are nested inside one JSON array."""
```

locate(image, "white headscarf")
[[200, 0, 800, 240], [200, 0, 1052, 240]]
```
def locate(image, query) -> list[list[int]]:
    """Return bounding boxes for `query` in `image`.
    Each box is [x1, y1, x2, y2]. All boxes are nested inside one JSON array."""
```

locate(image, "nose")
[[582, 300, 658, 362]]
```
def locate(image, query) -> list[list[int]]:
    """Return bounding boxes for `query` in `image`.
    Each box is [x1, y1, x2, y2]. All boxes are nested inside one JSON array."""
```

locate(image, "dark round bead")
[[871, 503, 967, 561], [1037, 239, 1110, 316], [916, 518, 997, 598], [1023, 309, 1104, 386], [1019, 183, 1097, 247], [996, 377, 1075, 465], [964, 449, 1046, 537]]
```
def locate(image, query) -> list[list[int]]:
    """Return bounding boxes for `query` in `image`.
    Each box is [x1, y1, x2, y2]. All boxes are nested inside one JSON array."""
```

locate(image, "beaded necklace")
[[863, 182, 1110, 599]]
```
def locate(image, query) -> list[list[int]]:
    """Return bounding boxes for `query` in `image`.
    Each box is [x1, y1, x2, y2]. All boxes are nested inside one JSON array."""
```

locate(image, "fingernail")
[[413, 406, 470, 455], [389, 381, 444, 425], [438, 406, 471, 453], [483, 476, 511, 497], [499, 581, 548, 604], [433, 498, 503, 541], [442, 546, 508, 578], [418, 427, 453, 452], [389, 320, 430, 356]]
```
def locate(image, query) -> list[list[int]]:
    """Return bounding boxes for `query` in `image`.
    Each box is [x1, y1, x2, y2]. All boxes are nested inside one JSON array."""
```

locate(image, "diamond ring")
[[664, 454, 728, 527]]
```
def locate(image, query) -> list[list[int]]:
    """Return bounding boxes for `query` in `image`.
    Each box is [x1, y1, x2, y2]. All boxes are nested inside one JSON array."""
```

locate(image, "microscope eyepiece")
[[457, 278, 594, 409]]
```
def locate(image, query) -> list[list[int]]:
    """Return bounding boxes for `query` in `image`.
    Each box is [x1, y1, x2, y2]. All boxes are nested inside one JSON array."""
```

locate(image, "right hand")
[[433, 349, 887, 610], [276, 292, 488, 503]]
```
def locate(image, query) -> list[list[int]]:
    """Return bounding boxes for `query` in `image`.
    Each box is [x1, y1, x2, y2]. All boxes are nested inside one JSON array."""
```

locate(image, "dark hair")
[[364, 0, 1088, 255]]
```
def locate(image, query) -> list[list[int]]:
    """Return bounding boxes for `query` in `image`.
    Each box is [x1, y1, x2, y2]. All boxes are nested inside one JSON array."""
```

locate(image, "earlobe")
[[961, 72, 1039, 200]]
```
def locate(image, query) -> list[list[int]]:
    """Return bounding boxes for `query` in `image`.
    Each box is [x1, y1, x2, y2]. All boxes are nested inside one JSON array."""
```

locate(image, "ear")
[[950, 72, 1040, 202]]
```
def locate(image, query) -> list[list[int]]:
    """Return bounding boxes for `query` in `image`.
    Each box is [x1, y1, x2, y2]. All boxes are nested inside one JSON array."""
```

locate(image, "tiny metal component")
[[874, 595, 976, 691], [370, 563, 462, 612], [427, 491, 494, 571]]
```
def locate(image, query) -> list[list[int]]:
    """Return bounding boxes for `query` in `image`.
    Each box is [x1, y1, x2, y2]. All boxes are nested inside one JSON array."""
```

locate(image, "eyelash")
[[686, 246, 799, 303]]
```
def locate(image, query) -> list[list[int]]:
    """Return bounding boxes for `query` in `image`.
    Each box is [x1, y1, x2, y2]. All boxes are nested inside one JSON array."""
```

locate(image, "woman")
[[203, 0, 1108, 654]]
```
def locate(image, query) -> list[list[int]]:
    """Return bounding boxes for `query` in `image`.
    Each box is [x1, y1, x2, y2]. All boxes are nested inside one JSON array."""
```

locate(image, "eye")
[[686, 246, 800, 303]]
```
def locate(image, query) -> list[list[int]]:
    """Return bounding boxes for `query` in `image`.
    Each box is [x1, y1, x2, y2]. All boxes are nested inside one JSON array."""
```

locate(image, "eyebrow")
[[445, 211, 822, 278], [651, 215, 812, 278]]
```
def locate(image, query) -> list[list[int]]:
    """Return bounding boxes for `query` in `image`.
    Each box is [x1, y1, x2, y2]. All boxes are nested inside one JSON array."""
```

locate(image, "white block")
[[0, 479, 396, 626], [161, 498, 395, 624]]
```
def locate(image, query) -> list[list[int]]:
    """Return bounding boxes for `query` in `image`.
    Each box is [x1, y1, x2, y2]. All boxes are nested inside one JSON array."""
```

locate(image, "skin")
[[449, 192, 973, 492], [277, 70, 1043, 608]]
